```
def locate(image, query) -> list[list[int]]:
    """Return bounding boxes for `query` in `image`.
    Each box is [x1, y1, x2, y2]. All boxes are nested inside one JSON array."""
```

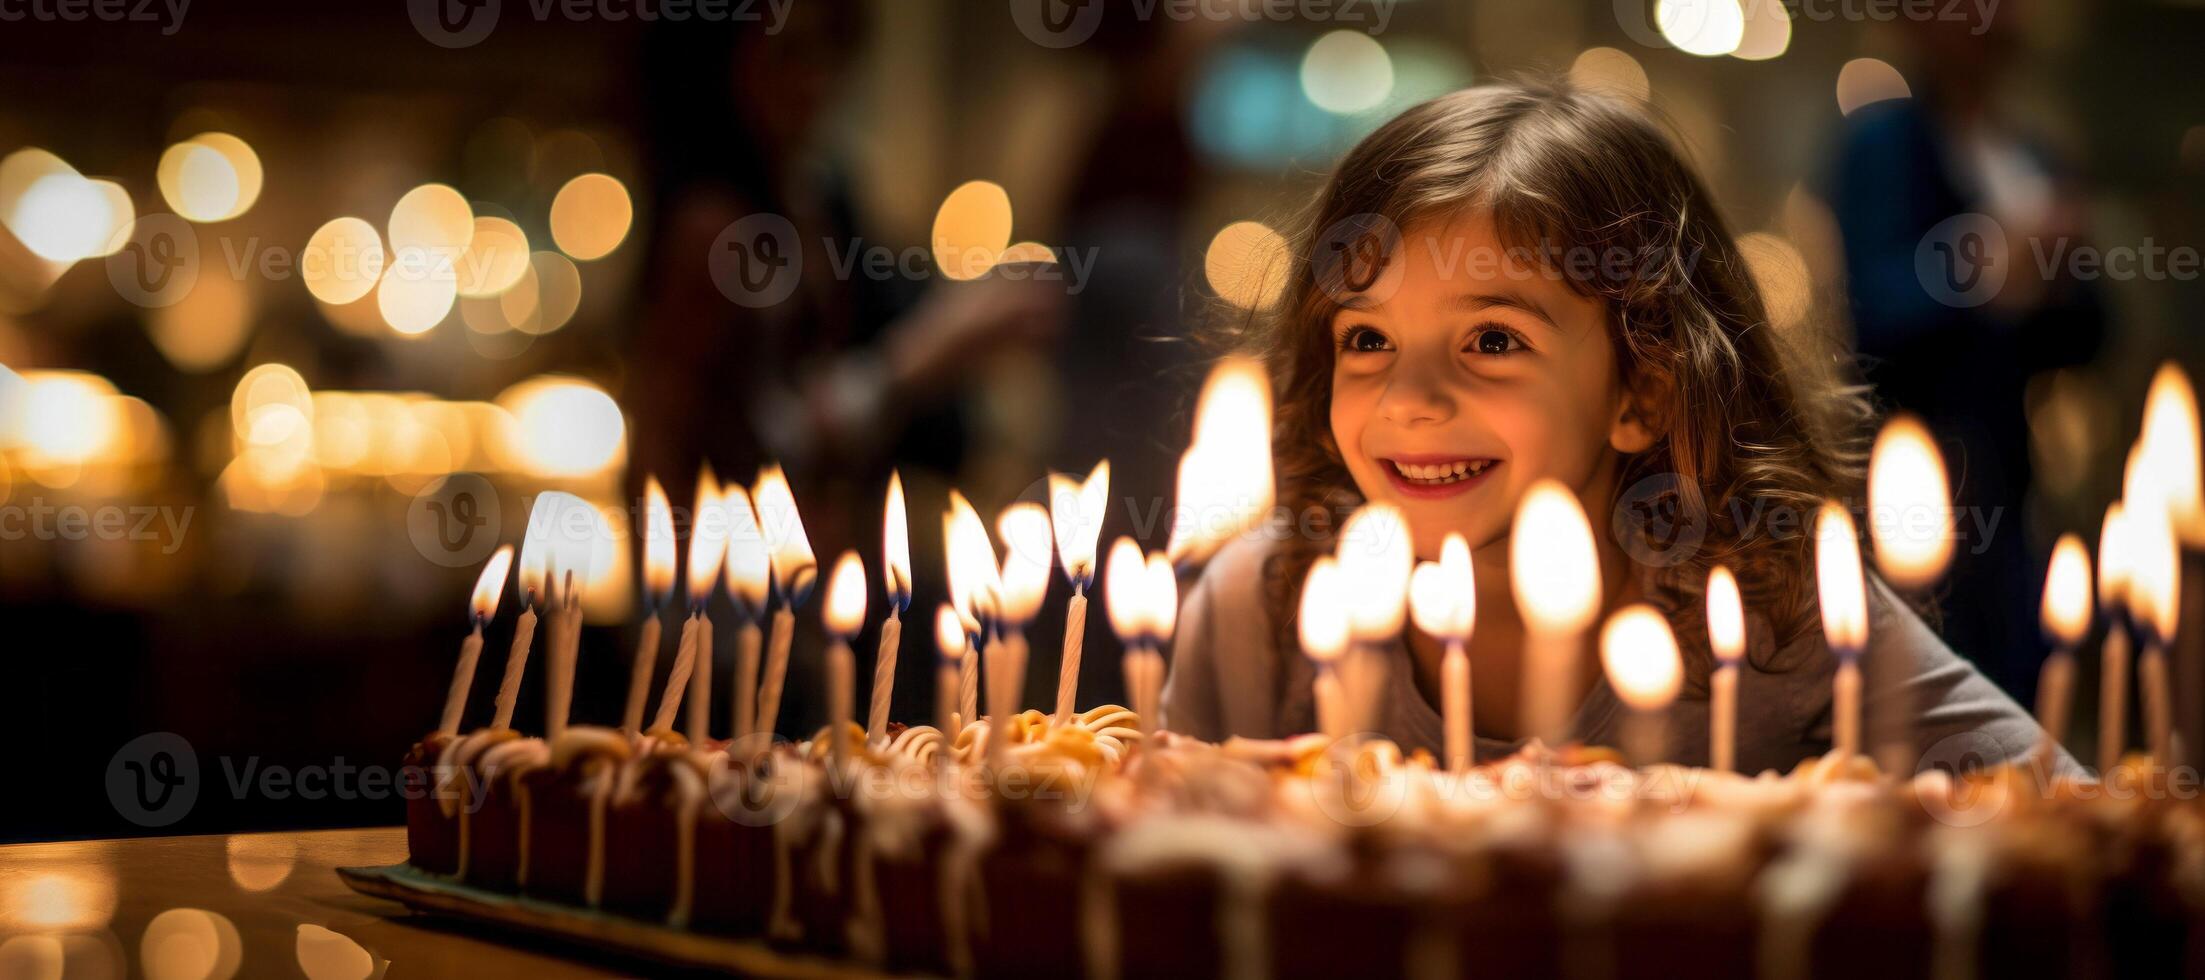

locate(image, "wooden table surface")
[[0, 827, 658, 978]]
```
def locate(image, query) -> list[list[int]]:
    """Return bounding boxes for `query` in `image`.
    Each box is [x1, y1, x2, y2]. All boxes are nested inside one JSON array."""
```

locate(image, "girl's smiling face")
[[1328, 212, 1655, 558]]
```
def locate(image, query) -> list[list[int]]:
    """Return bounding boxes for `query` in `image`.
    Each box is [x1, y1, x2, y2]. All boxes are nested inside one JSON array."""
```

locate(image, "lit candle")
[[1408, 533, 1475, 770], [1866, 414, 1953, 773], [723, 485, 770, 744], [1600, 604, 1683, 767], [1104, 538, 1152, 734], [1298, 556, 1349, 741], [2098, 503, 2133, 775], [1137, 551, 1178, 738], [1337, 503, 1411, 739], [1049, 460, 1110, 723], [1511, 481, 1602, 752], [934, 604, 966, 752], [823, 551, 867, 768], [522, 492, 598, 740], [870, 472, 912, 742], [1705, 565, 1745, 772], [945, 491, 1000, 730], [992, 503, 1054, 758], [491, 497, 554, 730], [621, 477, 676, 733], [659, 479, 729, 742], [2137, 364, 2205, 763], [2127, 506, 2181, 769], [439, 546, 514, 736], [752, 464, 817, 740], [2035, 534, 2092, 774], [1165, 357, 1275, 568], [1815, 502, 1869, 761]]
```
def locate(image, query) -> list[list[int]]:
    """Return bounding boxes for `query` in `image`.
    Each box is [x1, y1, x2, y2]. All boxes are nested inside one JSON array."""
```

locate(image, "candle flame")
[[755, 464, 817, 605], [1408, 532, 1475, 640], [1600, 604, 1683, 711], [1104, 536, 1146, 641], [1706, 565, 1744, 663], [641, 476, 676, 603], [1144, 552, 1179, 641], [1510, 480, 1602, 633], [2138, 363, 2205, 546], [2126, 505, 2181, 646], [1166, 357, 1275, 566], [1049, 460, 1110, 588], [934, 603, 967, 661], [997, 502, 1055, 625], [944, 490, 1000, 625], [2040, 533, 2093, 647], [471, 545, 515, 622], [723, 483, 770, 616], [1338, 502, 1412, 642], [518, 491, 595, 607], [824, 550, 868, 637], [2099, 502, 2131, 610], [1299, 556, 1349, 663], [1867, 414, 1953, 589], [884, 471, 911, 610], [686, 480, 729, 605], [1814, 501, 1868, 655]]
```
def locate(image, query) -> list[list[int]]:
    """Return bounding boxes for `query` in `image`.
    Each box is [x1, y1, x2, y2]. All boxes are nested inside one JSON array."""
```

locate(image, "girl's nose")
[[1374, 366, 1455, 427]]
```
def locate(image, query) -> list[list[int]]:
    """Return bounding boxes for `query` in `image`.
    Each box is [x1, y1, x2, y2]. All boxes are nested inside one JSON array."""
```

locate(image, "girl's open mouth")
[[1380, 457, 1499, 498]]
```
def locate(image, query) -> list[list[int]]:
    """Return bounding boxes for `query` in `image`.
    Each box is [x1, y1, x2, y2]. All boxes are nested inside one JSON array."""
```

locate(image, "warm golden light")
[[2041, 533, 2093, 647], [1814, 502, 1868, 655], [548, 173, 633, 261], [1103, 536, 1146, 641], [1409, 532, 1475, 641], [387, 183, 474, 255], [642, 477, 676, 603], [10, 169, 114, 262], [931, 180, 1014, 281], [825, 550, 868, 636], [1656, 0, 1744, 56], [457, 216, 531, 297], [1299, 555, 1349, 662], [1144, 552, 1179, 639], [1203, 220, 1290, 310], [296, 924, 378, 980], [1300, 30, 1393, 113], [1510, 480, 1602, 632], [996, 502, 1054, 625], [375, 265, 456, 336], [1868, 413, 1953, 589], [1732, 0, 1792, 60], [140, 907, 241, 980], [157, 136, 251, 223], [19, 371, 123, 466], [0, 865, 117, 931], [723, 483, 770, 614], [1048, 460, 1110, 587], [686, 477, 729, 604], [1167, 356, 1275, 565], [2127, 506, 2181, 644], [998, 241, 1056, 264], [2137, 362, 2205, 544], [1338, 502, 1412, 642], [471, 545, 515, 623], [1601, 604, 1684, 710], [518, 491, 599, 601], [225, 835, 297, 893], [150, 268, 251, 373], [496, 376, 624, 477], [1569, 47, 1650, 102], [1837, 58, 1910, 115], [884, 470, 911, 604], [188, 132, 262, 220], [935, 603, 967, 659], [1707, 565, 1745, 663], [2099, 503, 2131, 610], [944, 489, 1000, 623], [755, 464, 817, 602]]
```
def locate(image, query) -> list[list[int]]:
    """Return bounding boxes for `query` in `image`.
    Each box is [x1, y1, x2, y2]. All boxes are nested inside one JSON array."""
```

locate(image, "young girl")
[[1162, 81, 2073, 776]]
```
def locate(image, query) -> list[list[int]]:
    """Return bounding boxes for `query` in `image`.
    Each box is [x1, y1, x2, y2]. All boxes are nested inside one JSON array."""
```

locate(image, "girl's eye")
[[1339, 327, 1391, 353], [1470, 328, 1522, 356]]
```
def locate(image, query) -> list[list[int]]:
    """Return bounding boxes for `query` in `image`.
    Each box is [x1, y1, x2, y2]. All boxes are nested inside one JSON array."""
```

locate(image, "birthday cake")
[[400, 714, 2205, 980]]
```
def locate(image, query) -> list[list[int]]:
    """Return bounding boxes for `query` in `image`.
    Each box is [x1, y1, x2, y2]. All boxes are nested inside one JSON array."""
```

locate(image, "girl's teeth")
[[1394, 460, 1489, 484]]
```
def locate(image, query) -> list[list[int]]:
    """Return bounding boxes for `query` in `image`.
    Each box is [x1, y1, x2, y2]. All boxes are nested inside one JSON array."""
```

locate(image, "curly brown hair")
[[1224, 80, 1872, 687]]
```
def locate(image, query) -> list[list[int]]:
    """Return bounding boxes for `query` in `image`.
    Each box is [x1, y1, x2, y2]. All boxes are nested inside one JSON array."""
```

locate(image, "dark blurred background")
[[0, 0, 2200, 843]]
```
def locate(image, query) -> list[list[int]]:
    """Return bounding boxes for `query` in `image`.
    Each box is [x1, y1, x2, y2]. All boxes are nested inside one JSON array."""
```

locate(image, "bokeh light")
[[510, 250, 581, 334], [1732, 0, 1792, 60], [1300, 31, 1393, 114], [547, 173, 631, 261], [156, 133, 261, 223], [1569, 47, 1650, 102], [1203, 220, 1290, 311], [497, 376, 625, 477], [386, 183, 473, 255], [301, 217, 387, 306], [1836, 58, 1910, 115], [148, 266, 252, 372], [931, 180, 1014, 281], [9, 172, 115, 263], [1656, 0, 1746, 57], [457, 216, 531, 297]]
